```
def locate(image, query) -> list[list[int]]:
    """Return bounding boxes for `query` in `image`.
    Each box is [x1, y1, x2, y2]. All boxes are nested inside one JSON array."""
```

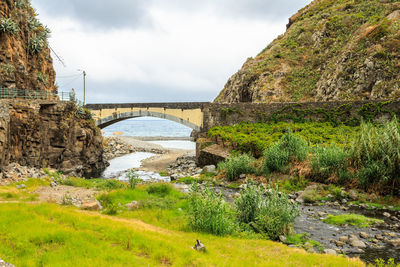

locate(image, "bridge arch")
[[96, 110, 201, 131]]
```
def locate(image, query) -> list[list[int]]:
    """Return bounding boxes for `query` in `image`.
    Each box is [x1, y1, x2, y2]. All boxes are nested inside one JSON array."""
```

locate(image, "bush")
[[218, 154, 255, 181], [263, 130, 309, 174], [350, 119, 400, 193], [126, 170, 140, 189], [0, 18, 19, 34], [235, 184, 300, 240], [253, 186, 300, 240], [146, 183, 173, 197], [263, 143, 290, 173], [187, 184, 236, 236], [311, 144, 349, 183], [235, 182, 264, 224]]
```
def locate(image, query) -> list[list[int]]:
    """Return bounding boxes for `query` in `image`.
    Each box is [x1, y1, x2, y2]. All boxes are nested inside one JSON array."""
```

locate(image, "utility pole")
[[78, 69, 86, 105], [83, 70, 86, 105]]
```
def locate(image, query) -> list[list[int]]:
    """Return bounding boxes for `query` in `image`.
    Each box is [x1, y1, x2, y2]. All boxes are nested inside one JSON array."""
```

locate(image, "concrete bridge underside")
[[85, 103, 208, 131]]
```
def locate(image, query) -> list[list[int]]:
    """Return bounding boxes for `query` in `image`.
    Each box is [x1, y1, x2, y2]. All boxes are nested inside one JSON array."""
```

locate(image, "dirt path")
[[34, 185, 98, 205]]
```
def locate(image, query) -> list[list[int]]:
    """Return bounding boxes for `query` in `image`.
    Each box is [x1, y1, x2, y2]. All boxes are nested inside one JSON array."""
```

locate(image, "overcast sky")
[[31, 0, 312, 104]]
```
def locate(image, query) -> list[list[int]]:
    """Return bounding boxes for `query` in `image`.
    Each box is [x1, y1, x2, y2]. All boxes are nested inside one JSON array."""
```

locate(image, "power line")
[[49, 45, 66, 67], [57, 76, 81, 89], [57, 74, 82, 79]]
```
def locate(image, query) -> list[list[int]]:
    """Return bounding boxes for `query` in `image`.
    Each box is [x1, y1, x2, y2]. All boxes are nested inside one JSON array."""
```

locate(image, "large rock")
[[81, 200, 102, 211], [0, 101, 108, 177]]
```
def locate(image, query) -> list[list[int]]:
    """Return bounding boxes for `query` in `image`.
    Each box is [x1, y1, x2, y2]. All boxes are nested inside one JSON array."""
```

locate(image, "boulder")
[[323, 249, 337, 256], [81, 200, 102, 211], [349, 238, 366, 248], [203, 165, 216, 173], [386, 239, 400, 247]]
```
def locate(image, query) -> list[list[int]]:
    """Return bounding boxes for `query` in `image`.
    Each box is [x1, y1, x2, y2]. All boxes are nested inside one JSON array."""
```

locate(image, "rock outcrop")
[[0, 0, 55, 93], [0, 100, 108, 177], [215, 0, 400, 103]]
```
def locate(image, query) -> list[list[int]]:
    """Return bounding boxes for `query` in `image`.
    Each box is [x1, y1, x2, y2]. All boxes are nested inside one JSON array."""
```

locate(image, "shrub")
[[126, 170, 140, 189], [235, 182, 264, 224], [263, 143, 290, 173], [187, 184, 236, 236], [350, 119, 400, 193], [311, 144, 349, 183], [263, 130, 309, 174], [253, 186, 300, 240], [218, 154, 255, 181], [235, 184, 300, 240], [0, 18, 19, 34], [146, 183, 173, 197]]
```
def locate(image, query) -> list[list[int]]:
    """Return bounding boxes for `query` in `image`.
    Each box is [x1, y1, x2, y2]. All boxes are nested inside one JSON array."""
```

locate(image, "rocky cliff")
[[215, 0, 400, 103], [0, 0, 55, 93], [0, 100, 108, 177]]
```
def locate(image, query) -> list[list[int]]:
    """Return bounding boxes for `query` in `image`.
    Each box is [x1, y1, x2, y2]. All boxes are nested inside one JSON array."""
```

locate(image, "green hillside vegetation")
[[214, 119, 400, 195], [215, 0, 400, 103]]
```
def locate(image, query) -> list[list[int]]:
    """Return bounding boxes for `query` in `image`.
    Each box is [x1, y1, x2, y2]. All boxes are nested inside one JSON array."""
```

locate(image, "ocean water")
[[102, 117, 193, 137]]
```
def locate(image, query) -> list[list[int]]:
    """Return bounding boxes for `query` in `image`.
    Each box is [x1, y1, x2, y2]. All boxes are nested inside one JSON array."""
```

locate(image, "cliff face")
[[0, 100, 108, 177], [0, 0, 55, 92], [215, 0, 400, 103]]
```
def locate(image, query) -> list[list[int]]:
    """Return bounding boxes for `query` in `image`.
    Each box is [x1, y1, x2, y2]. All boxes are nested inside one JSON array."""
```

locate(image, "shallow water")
[[102, 152, 155, 179]]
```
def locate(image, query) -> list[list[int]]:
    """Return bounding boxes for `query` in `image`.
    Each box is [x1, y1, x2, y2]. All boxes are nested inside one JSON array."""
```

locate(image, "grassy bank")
[[0, 202, 364, 267]]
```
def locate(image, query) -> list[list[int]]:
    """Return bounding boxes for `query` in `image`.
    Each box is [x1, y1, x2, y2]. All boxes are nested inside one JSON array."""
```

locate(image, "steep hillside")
[[0, 0, 55, 93], [215, 0, 400, 103]]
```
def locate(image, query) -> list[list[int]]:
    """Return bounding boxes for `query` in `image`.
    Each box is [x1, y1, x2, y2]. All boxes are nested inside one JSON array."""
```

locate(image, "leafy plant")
[[235, 182, 264, 224], [0, 18, 19, 34], [263, 129, 309, 174], [146, 183, 173, 197], [311, 144, 349, 183], [187, 184, 236, 236], [252, 186, 300, 240], [218, 154, 255, 181], [350, 119, 400, 193], [37, 71, 48, 85], [126, 170, 140, 189]]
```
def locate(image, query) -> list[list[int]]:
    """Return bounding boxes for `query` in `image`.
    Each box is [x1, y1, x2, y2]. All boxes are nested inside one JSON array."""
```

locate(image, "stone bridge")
[[85, 100, 400, 134], [85, 102, 208, 132]]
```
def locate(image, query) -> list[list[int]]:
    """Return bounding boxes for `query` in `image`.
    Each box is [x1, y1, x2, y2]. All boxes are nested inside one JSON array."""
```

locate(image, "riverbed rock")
[[383, 212, 391, 218], [81, 200, 102, 211], [323, 249, 337, 256], [203, 165, 216, 173], [360, 232, 370, 239], [0, 258, 15, 267], [349, 238, 366, 248], [386, 239, 400, 247]]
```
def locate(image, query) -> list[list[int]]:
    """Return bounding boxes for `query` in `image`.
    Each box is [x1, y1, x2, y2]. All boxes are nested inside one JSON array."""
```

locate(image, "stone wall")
[[201, 100, 400, 131], [0, 100, 107, 177]]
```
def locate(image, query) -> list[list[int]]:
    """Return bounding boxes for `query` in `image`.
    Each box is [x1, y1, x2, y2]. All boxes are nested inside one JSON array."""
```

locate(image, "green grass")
[[0, 202, 364, 267], [323, 214, 383, 228], [58, 177, 127, 190], [286, 233, 325, 252]]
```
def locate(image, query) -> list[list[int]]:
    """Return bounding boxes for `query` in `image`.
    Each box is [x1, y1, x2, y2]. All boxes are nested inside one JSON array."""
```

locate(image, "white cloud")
[[32, 0, 312, 103]]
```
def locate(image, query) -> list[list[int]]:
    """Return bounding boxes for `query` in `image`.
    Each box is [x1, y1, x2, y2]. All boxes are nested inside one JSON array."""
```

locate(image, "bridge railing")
[[0, 88, 75, 102]]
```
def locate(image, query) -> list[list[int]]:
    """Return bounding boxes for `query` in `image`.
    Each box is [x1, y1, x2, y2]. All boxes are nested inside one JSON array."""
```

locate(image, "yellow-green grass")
[[323, 214, 383, 228], [0, 203, 364, 267], [0, 178, 50, 202]]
